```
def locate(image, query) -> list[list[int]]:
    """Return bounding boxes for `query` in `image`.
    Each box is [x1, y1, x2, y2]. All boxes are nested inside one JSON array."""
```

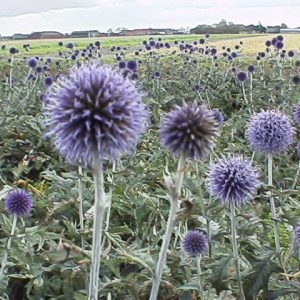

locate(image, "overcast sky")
[[0, 0, 300, 35]]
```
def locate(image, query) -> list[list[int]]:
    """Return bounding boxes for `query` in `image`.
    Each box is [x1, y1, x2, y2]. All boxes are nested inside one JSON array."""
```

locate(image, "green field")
[[1, 33, 268, 56]]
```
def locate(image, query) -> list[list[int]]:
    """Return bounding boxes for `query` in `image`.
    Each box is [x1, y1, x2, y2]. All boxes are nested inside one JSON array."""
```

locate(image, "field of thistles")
[[0, 33, 300, 300]]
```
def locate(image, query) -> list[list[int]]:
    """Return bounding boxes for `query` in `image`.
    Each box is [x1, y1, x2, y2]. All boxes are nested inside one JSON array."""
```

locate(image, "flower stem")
[[241, 83, 248, 104], [292, 161, 300, 190], [268, 154, 281, 253], [78, 166, 85, 250], [0, 214, 18, 279], [78, 166, 89, 290], [230, 203, 245, 300], [88, 158, 107, 300], [9, 55, 14, 89], [196, 255, 204, 299], [149, 155, 186, 300]]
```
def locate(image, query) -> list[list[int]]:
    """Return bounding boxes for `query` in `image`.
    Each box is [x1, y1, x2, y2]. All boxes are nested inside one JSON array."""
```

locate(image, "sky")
[[0, 0, 300, 36]]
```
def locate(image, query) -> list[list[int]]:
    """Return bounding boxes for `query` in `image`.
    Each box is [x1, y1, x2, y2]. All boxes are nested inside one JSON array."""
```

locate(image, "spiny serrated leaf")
[[243, 256, 282, 300], [207, 254, 235, 293]]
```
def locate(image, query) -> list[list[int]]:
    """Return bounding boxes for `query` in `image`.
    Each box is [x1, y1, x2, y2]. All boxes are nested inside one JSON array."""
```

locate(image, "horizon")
[[1, 21, 299, 37], [0, 0, 300, 36]]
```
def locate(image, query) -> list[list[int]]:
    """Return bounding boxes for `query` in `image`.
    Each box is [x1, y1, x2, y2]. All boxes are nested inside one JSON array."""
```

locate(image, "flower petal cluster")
[[160, 101, 218, 160], [294, 223, 300, 247], [246, 110, 294, 155], [207, 156, 260, 207], [294, 101, 300, 125], [211, 108, 224, 127], [5, 189, 33, 216], [44, 62, 148, 167], [27, 57, 38, 68], [181, 230, 208, 256]]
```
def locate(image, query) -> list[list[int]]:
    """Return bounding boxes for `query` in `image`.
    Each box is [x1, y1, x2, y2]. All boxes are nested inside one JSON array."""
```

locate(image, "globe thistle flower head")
[[275, 41, 284, 49], [118, 61, 126, 69], [294, 223, 300, 247], [44, 76, 53, 86], [66, 42, 74, 49], [27, 57, 38, 68], [44, 62, 148, 167], [35, 66, 42, 73], [95, 41, 101, 47], [160, 101, 218, 160], [207, 156, 260, 207], [192, 84, 202, 92], [297, 141, 300, 158], [287, 50, 295, 57], [246, 110, 294, 155], [265, 40, 271, 47], [292, 76, 300, 85], [9, 47, 18, 55], [248, 65, 255, 73], [294, 101, 300, 125], [212, 108, 224, 126], [277, 35, 284, 41], [5, 189, 33, 216], [271, 38, 277, 46], [236, 71, 248, 82], [153, 71, 160, 78], [181, 230, 208, 256], [231, 51, 238, 58], [126, 60, 138, 72]]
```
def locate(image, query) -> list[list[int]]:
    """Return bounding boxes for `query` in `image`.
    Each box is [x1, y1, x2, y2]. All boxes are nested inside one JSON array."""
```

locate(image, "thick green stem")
[[230, 203, 245, 300], [149, 155, 186, 300], [196, 255, 204, 299], [268, 154, 281, 253], [88, 159, 107, 300], [0, 214, 18, 278]]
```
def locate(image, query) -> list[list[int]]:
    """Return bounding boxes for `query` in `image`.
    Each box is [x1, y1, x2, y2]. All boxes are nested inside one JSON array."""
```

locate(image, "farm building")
[[12, 33, 30, 40], [280, 28, 300, 33], [29, 31, 65, 39], [266, 26, 281, 33], [69, 30, 106, 38], [120, 28, 179, 36]]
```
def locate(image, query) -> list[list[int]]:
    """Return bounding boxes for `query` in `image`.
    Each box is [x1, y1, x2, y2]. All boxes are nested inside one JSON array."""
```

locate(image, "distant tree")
[[281, 23, 288, 29], [107, 28, 113, 36]]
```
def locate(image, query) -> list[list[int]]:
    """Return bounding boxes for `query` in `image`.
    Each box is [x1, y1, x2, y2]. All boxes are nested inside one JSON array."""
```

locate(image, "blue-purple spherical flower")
[[44, 76, 53, 86], [211, 108, 224, 126], [293, 76, 300, 85], [236, 71, 248, 82], [207, 156, 260, 207], [297, 141, 300, 158], [5, 189, 33, 216], [294, 101, 300, 125], [66, 42, 74, 49], [247, 65, 255, 73], [127, 60, 138, 72], [294, 223, 300, 247], [246, 110, 294, 155], [9, 47, 18, 55], [44, 62, 148, 167], [275, 41, 284, 49], [160, 101, 218, 160], [181, 230, 208, 256], [27, 57, 38, 68]]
